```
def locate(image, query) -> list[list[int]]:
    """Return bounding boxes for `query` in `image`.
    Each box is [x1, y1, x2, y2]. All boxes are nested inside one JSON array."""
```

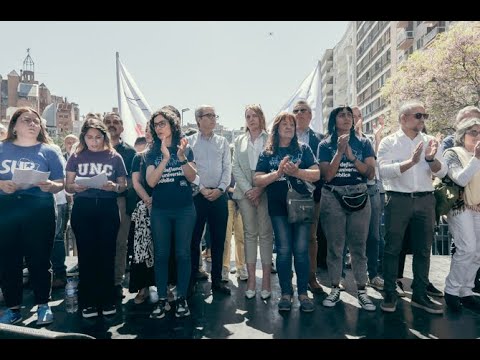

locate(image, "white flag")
[[116, 52, 152, 147], [273, 60, 323, 134]]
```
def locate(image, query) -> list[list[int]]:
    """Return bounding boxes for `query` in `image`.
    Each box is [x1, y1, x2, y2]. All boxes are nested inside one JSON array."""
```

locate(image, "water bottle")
[[65, 277, 78, 313]]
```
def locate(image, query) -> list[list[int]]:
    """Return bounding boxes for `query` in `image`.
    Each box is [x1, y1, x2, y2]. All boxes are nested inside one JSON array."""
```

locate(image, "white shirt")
[[297, 128, 309, 146], [378, 129, 447, 192], [247, 131, 267, 170]]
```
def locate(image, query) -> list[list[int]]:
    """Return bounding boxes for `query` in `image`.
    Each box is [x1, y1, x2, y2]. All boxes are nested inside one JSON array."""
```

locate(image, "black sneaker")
[[380, 292, 397, 313], [175, 297, 190, 318], [102, 304, 116, 316], [426, 282, 444, 297], [150, 299, 169, 319], [445, 293, 462, 312], [411, 294, 444, 314], [82, 306, 99, 318], [461, 295, 480, 313], [212, 282, 231, 295]]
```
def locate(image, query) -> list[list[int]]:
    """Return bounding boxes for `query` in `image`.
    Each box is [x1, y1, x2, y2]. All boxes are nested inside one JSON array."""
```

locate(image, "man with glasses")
[[378, 100, 447, 314], [103, 112, 136, 300], [293, 100, 326, 294], [187, 105, 232, 295]]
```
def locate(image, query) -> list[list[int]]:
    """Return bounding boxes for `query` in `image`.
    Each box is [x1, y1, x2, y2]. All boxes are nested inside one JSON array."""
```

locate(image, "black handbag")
[[286, 178, 315, 224], [331, 188, 368, 212]]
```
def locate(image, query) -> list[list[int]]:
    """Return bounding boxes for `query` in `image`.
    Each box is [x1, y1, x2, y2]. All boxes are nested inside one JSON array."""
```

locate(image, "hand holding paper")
[[74, 172, 108, 189], [12, 168, 51, 190]]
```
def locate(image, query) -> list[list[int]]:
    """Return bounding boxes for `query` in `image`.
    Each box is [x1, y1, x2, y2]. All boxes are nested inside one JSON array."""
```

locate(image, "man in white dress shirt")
[[378, 100, 447, 314]]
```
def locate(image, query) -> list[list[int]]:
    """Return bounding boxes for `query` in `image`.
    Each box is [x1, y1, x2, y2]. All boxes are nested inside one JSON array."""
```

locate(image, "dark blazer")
[[305, 128, 324, 202]]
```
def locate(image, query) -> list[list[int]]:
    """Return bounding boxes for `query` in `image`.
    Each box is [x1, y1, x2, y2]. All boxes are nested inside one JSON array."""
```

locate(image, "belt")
[[387, 191, 433, 198]]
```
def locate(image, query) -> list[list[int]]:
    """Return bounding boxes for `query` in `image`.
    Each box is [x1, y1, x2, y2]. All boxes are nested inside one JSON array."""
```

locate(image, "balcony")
[[322, 81, 333, 94], [423, 21, 439, 27], [397, 30, 414, 50], [424, 26, 446, 47], [397, 21, 409, 28]]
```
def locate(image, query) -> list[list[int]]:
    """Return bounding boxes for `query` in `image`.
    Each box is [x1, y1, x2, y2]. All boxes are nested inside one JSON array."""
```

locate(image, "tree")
[[381, 21, 480, 135]]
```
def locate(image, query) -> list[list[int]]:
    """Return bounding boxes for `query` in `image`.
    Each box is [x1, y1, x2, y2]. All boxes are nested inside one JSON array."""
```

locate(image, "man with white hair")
[[378, 100, 447, 314]]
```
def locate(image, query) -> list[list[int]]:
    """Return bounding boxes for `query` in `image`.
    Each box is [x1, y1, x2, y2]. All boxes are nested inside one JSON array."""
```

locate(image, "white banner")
[[116, 53, 152, 147], [273, 60, 323, 134]]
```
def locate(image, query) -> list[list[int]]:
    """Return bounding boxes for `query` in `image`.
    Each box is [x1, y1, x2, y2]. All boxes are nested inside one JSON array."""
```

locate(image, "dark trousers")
[[71, 197, 119, 309], [191, 193, 228, 284], [383, 192, 435, 298], [0, 195, 55, 307]]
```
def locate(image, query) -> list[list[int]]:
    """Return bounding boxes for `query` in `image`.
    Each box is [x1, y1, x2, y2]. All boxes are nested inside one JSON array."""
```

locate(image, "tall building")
[[355, 21, 393, 132], [333, 22, 357, 109]]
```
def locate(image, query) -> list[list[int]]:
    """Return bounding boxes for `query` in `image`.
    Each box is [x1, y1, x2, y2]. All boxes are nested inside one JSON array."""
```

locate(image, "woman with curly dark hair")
[[146, 108, 197, 319]]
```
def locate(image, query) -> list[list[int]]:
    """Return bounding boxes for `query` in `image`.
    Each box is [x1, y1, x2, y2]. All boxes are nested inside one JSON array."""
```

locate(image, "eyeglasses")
[[199, 113, 219, 120], [466, 129, 480, 137], [407, 113, 429, 120], [293, 108, 309, 114], [153, 121, 168, 129]]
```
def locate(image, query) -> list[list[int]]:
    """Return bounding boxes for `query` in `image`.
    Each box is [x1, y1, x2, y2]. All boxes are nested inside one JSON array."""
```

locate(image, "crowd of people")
[[1, 100, 480, 327]]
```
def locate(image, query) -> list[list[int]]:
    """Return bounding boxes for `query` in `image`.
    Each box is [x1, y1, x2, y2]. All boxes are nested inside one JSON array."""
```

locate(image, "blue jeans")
[[151, 205, 196, 299], [271, 216, 310, 296], [51, 203, 68, 276]]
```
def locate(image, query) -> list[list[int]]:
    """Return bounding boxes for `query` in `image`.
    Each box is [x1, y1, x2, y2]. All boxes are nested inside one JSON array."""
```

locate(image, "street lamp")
[[181, 108, 190, 127]]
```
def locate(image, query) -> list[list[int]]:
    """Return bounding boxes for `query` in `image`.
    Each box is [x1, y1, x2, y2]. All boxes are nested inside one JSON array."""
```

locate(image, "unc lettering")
[[77, 163, 113, 176]]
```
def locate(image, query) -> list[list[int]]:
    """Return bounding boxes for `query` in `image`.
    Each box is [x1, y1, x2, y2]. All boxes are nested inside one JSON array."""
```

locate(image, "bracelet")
[[351, 156, 357, 163], [179, 159, 188, 165], [425, 157, 435, 163]]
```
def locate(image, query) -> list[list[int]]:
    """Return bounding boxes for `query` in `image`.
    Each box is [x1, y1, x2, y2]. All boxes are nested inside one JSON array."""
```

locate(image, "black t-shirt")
[[145, 146, 195, 209], [318, 135, 374, 186], [131, 153, 153, 197], [255, 143, 317, 217]]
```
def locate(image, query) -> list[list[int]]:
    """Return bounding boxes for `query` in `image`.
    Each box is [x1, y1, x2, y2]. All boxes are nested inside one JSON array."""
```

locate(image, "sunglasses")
[[293, 108, 309, 114], [407, 113, 429, 120]]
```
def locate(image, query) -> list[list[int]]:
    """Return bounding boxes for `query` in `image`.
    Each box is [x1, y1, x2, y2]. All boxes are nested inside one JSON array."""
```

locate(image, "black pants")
[[191, 193, 228, 284], [71, 197, 119, 309], [0, 194, 55, 307]]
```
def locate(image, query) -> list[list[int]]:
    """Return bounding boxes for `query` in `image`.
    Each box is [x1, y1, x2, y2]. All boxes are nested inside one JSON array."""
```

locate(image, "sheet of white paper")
[[75, 172, 108, 189], [12, 168, 51, 190]]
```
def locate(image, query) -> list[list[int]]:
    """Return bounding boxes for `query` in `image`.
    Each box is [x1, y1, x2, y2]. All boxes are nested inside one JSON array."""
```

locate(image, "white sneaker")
[[237, 267, 248, 281], [221, 267, 229, 282], [149, 286, 159, 303]]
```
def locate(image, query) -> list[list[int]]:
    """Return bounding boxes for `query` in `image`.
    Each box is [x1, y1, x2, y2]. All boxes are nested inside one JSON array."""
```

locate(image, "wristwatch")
[[217, 188, 224, 193], [179, 159, 188, 165], [425, 157, 435, 163]]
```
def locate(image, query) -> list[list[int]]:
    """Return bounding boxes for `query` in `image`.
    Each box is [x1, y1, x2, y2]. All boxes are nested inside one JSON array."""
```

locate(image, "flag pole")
[[116, 52, 122, 117]]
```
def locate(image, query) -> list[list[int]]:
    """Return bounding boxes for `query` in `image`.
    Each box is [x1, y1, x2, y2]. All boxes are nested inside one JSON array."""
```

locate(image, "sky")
[[0, 21, 348, 130]]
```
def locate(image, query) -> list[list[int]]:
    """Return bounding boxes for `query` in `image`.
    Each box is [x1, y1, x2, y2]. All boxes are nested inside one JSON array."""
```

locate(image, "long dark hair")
[[149, 108, 183, 155], [76, 116, 113, 154], [327, 106, 356, 150], [6, 107, 52, 144], [265, 112, 300, 155]]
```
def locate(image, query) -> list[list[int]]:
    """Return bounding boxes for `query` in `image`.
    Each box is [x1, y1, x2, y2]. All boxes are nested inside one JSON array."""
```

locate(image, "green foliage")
[[381, 22, 480, 135]]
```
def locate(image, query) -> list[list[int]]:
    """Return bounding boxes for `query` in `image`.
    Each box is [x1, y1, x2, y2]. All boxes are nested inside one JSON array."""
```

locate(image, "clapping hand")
[[425, 139, 439, 161], [177, 137, 188, 160], [411, 142, 424, 164]]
